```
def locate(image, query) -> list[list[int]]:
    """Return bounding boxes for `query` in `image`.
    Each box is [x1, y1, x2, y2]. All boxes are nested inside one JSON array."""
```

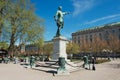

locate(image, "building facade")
[[72, 22, 120, 47]]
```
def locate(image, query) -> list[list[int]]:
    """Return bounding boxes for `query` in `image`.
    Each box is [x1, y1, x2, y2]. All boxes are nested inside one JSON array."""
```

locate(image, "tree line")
[[16, 34, 120, 57], [69, 34, 120, 54]]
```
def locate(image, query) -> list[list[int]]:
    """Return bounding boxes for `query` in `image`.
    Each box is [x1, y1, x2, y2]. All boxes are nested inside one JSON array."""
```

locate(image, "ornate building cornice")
[[72, 22, 120, 36]]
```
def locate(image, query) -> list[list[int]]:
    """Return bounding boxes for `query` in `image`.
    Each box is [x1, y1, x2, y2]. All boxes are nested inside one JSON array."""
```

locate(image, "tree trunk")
[[8, 33, 15, 56]]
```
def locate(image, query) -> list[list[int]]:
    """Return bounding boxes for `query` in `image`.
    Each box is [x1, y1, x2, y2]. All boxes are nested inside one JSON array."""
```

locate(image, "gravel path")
[[0, 59, 120, 80]]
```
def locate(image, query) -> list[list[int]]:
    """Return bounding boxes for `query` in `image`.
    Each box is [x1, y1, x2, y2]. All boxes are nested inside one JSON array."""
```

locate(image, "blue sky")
[[31, 0, 120, 41]]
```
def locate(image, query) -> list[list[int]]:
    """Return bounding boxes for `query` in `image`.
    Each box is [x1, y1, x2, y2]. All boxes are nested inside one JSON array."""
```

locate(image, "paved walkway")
[[0, 59, 120, 80]]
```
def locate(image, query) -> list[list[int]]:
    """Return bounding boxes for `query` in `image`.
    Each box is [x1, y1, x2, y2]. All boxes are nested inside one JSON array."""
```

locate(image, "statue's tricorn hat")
[[58, 6, 62, 10]]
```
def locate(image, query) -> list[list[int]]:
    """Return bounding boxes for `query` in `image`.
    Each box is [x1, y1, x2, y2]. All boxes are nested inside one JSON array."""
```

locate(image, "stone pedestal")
[[52, 36, 69, 75], [51, 36, 79, 75], [52, 36, 67, 61]]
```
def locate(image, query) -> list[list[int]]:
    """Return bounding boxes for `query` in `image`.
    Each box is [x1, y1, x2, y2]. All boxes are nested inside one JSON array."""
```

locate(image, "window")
[[78, 36, 80, 40], [74, 36, 76, 41], [105, 31, 109, 40], [106, 31, 109, 34], [85, 35, 88, 42], [99, 33, 102, 39], [112, 30, 115, 33], [90, 35, 92, 42], [78, 40, 80, 44]]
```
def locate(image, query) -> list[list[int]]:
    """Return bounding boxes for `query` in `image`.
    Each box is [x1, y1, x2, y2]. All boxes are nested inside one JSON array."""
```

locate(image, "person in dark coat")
[[91, 57, 96, 70]]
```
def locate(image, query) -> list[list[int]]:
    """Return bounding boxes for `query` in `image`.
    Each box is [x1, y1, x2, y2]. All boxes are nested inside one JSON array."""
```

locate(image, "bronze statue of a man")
[[54, 6, 69, 37]]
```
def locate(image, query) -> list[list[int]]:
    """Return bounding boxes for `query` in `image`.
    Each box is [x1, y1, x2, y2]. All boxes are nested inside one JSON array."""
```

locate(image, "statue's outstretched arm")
[[63, 12, 70, 15]]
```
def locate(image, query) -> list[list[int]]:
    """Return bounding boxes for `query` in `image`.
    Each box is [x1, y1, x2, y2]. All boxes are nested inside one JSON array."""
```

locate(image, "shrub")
[[96, 59, 110, 64]]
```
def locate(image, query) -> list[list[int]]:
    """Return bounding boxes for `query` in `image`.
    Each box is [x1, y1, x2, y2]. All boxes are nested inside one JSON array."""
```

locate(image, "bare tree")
[[108, 34, 120, 52]]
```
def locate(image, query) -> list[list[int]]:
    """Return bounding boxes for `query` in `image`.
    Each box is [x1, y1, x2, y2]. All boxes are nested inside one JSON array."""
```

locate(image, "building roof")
[[72, 22, 120, 36]]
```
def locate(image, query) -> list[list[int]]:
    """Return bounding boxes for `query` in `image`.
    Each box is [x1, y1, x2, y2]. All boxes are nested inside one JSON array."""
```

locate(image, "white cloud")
[[72, 0, 95, 17], [85, 14, 120, 24]]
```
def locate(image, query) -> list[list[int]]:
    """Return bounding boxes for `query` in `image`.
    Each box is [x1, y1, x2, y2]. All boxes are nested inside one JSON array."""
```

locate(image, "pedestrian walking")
[[91, 57, 96, 70], [29, 56, 35, 68]]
